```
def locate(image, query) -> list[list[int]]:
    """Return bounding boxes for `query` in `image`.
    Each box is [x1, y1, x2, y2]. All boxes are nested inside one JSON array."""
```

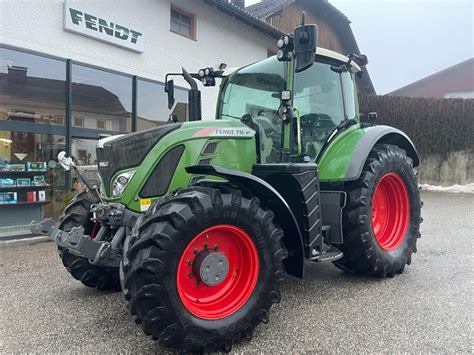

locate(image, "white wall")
[[444, 92, 474, 99], [0, 0, 276, 119]]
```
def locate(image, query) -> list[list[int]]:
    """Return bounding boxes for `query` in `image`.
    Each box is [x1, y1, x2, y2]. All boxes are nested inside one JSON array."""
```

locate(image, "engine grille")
[[96, 124, 181, 195]]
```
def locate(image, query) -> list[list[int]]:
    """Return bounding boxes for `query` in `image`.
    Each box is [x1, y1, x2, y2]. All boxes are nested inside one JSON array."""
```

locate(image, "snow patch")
[[420, 183, 474, 194]]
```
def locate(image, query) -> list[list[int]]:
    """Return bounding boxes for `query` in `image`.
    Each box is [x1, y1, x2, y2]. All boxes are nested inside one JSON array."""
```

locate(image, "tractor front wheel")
[[58, 191, 121, 291], [120, 186, 287, 352], [335, 144, 421, 277]]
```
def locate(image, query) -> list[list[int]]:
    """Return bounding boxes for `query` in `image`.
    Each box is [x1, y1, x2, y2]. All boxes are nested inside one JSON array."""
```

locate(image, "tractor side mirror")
[[294, 24, 317, 73], [165, 79, 175, 109]]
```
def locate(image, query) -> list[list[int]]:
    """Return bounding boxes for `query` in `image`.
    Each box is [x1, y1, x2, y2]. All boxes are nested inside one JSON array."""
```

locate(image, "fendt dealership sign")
[[63, 3, 144, 53]]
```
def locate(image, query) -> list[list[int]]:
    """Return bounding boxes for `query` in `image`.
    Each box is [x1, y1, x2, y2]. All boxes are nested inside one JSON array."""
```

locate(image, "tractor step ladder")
[[309, 244, 344, 262], [307, 224, 344, 262], [252, 163, 323, 259]]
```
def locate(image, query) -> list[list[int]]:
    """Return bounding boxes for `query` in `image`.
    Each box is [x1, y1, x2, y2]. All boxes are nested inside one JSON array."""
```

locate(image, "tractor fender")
[[345, 125, 420, 181], [186, 165, 305, 278]]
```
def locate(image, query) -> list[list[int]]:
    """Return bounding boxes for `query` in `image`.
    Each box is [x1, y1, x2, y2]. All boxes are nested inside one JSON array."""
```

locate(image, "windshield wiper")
[[336, 118, 357, 131], [221, 113, 243, 120]]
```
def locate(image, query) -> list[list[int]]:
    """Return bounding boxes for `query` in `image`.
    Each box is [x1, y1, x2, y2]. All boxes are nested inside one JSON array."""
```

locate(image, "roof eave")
[[203, 0, 284, 38]]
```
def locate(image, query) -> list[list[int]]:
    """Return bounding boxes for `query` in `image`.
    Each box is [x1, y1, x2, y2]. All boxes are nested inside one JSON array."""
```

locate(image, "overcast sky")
[[245, 0, 474, 94]]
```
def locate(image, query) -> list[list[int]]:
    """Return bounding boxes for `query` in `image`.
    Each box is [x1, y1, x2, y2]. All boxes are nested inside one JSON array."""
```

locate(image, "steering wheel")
[[300, 113, 336, 144], [301, 113, 336, 126]]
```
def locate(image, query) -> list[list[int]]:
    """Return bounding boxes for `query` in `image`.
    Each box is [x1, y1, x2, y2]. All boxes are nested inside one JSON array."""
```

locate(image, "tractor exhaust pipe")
[[182, 67, 202, 121]]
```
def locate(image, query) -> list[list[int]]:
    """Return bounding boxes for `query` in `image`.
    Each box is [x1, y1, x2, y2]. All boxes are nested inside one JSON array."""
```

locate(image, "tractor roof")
[[222, 47, 360, 77], [316, 47, 361, 72]]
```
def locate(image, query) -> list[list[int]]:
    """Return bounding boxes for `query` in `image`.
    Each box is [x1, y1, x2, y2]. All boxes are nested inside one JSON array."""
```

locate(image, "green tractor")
[[32, 22, 421, 352]]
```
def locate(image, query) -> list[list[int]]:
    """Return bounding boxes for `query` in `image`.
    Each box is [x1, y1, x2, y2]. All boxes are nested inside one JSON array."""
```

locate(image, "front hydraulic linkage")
[[30, 218, 122, 267]]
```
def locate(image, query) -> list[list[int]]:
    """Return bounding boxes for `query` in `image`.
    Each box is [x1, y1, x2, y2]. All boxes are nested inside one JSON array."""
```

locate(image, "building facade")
[[246, 0, 375, 95], [0, 0, 281, 236], [388, 58, 474, 99]]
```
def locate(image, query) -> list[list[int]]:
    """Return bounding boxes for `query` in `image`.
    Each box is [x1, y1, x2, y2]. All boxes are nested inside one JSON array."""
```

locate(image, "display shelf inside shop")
[[0, 184, 51, 192], [0, 170, 49, 177], [0, 164, 51, 236], [0, 200, 50, 206]]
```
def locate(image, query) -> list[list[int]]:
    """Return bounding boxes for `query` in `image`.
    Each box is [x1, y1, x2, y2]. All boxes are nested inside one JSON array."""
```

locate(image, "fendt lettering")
[[69, 8, 142, 44]]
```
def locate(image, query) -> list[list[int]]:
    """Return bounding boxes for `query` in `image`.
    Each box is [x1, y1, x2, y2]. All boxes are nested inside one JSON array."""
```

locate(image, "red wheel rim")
[[90, 222, 100, 239], [176, 224, 260, 320], [371, 173, 410, 251]]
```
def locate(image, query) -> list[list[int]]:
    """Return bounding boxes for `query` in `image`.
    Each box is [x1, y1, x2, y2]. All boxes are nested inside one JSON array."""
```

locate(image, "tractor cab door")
[[292, 60, 358, 162], [219, 57, 287, 163]]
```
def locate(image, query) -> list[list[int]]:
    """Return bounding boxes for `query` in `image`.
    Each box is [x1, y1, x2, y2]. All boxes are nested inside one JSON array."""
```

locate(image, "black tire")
[[121, 186, 287, 352], [58, 191, 121, 291], [334, 144, 421, 277]]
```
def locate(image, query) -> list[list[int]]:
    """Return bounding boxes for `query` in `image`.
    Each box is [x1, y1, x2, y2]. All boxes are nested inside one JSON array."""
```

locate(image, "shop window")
[[170, 6, 196, 39], [0, 131, 66, 235], [0, 47, 66, 125], [136, 79, 188, 131], [54, 115, 65, 125], [72, 138, 97, 166], [72, 64, 132, 133], [71, 137, 99, 185]]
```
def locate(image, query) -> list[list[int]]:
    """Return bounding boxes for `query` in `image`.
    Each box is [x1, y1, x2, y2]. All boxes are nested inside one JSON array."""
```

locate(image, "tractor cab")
[[217, 48, 362, 165], [164, 19, 365, 168]]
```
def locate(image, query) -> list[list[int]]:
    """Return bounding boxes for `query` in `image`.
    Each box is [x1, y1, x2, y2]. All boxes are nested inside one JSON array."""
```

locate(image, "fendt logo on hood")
[[63, 3, 144, 53], [193, 127, 256, 138]]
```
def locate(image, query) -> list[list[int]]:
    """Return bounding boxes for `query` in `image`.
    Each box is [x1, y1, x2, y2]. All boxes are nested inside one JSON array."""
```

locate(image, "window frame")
[[340, 71, 358, 120], [292, 58, 351, 162], [96, 119, 106, 129], [293, 59, 346, 123], [70, 62, 134, 136], [170, 5, 196, 40], [0, 45, 67, 128], [73, 116, 84, 127], [311, 56, 361, 121]]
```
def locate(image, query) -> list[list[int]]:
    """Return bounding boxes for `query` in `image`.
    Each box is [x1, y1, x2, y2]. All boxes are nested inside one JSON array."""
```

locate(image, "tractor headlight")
[[277, 37, 284, 49], [112, 170, 135, 197]]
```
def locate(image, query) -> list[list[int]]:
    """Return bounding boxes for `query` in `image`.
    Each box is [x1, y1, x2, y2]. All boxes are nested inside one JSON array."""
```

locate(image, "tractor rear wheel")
[[334, 144, 421, 277], [121, 186, 287, 352], [58, 191, 121, 291]]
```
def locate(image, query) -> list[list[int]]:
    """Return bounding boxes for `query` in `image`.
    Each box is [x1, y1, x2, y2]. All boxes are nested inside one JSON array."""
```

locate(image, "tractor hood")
[[96, 123, 181, 195], [96, 119, 257, 199]]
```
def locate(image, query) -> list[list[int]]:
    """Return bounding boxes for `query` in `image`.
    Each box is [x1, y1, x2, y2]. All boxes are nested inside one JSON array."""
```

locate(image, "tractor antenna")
[[301, 11, 306, 26]]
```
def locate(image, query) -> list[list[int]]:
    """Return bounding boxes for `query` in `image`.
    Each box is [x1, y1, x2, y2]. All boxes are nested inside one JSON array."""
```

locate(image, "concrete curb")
[[0, 235, 51, 245]]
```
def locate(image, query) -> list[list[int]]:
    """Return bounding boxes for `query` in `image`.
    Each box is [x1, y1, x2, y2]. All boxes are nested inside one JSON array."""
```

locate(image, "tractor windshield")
[[219, 57, 285, 163]]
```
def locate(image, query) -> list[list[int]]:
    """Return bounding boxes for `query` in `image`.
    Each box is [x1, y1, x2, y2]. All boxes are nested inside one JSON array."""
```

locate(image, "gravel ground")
[[0, 191, 473, 353]]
